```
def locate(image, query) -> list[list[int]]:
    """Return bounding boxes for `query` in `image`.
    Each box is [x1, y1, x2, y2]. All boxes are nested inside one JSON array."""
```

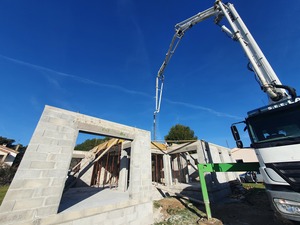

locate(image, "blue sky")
[[1, 0, 300, 148]]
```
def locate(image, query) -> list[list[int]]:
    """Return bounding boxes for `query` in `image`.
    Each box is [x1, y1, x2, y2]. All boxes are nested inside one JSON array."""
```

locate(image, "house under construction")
[[68, 137, 237, 203], [0, 106, 238, 225]]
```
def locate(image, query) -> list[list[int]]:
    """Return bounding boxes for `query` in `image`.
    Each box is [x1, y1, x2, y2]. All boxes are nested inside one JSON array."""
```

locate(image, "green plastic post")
[[197, 162, 259, 220], [197, 164, 212, 219]]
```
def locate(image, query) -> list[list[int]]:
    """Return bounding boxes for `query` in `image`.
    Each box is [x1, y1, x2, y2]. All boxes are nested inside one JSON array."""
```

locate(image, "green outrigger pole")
[[197, 162, 259, 219]]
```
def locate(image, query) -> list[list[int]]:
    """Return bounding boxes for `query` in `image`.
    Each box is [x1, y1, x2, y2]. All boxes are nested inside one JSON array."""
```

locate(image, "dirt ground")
[[153, 185, 297, 225]]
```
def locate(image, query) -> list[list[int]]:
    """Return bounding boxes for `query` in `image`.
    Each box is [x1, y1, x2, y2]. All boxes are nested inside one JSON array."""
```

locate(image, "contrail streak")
[[164, 98, 243, 120], [0, 54, 242, 120], [0, 54, 152, 98]]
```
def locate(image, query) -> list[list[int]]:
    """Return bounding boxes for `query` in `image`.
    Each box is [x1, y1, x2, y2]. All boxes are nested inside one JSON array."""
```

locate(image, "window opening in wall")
[[90, 141, 122, 189], [151, 154, 164, 184], [65, 132, 131, 191], [59, 132, 131, 212], [171, 153, 189, 184]]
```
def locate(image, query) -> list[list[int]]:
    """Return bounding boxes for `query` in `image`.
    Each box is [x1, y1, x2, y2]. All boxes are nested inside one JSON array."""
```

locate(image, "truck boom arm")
[[153, 0, 296, 140]]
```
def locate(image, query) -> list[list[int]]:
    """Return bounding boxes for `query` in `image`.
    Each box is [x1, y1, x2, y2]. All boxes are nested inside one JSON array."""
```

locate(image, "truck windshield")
[[247, 103, 300, 147]]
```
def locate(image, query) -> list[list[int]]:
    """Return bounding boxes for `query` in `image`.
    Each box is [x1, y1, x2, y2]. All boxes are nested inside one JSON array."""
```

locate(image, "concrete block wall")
[[204, 143, 234, 184], [0, 105, 153, 225], [156, 140, 238, 202], [0, 106, 78, 224], [198, 141, 236, 202], [129, 131, 152, 199], [39, 201, 153, 225]]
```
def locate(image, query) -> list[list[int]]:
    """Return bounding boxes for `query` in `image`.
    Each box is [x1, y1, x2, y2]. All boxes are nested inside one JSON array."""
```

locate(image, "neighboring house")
[[0, 145, 19, 166], [230, 148, 258, 163], [230, 148, 258, 176]]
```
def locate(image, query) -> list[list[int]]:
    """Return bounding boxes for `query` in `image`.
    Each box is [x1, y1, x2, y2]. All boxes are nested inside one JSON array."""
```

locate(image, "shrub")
[[0, 163, 17, 186]]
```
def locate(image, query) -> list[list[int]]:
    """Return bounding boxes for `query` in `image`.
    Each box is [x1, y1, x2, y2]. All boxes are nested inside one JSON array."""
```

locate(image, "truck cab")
[[232, 97, 300, 221]]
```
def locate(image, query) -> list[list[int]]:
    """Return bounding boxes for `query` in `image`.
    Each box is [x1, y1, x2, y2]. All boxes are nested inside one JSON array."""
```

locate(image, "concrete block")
[[130, 185, 140, 194], [62, 126, 77, 133], [36, 206, 58, 218], [43, 109, 62, 119], [30, 129, 45, 138], [107, 208, 124, 219], [0, 201, 15, 212], [58, 139, 76, 147], [55, 162, 71, 171], [42, 169, 67, 178], [13, 198, 45, 210], [21, 178, 51, 189], [14, 156, 32, 169], [38, 114, 50, 122], [47, 153, 70, 162], [37, 145, 62, 153], [24, 152, 48, 161], [51, 177, 66, 186], [8, 176, 29, 188], [33, 186, 62, 197], [126, 211, 138, 222], [30, 161, 56, 169], [30, 136, 54, 145], [25, 144, 39, 152], [123, 205, 135, 215], [37, 123, 58, 132], [4, 189, 34, 200], [48, 117, 74, 127], [12, 169, 42, 180], [44, 130, 75, 140], [60, 146, 74, 154], [0, 210, 34, 225], [45, 196, 60, 206], [141, 179, 151, 187], [60, 112, 76, 121], [143, 202, 153, 212]]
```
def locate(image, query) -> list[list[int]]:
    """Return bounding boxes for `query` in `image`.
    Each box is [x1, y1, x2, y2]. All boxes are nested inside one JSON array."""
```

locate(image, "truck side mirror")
[[231, 125, 240, 141], [231, 125, 244, 148]]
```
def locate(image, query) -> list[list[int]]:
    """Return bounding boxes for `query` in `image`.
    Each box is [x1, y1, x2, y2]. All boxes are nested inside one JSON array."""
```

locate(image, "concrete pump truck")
[[154, 0, 300, 222]]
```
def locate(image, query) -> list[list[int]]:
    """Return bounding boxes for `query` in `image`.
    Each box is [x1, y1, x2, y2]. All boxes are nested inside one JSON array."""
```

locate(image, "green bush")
[[0, 163, 17, 186]]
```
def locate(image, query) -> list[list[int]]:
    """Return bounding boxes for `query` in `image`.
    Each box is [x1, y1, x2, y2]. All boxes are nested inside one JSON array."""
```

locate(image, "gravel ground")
[[153, 186, 297, 225]]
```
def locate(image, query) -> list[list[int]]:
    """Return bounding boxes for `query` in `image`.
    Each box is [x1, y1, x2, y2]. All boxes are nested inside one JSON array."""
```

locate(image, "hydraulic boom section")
[[153, 0, 296, 140], [153, 4, 219, 140]]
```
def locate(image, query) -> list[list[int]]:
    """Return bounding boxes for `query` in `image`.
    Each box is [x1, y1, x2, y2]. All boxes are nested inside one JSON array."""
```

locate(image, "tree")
[[164, 124, 197, 144], [74, 137, 111, 151], [0, 162, 17, 185], [0, 136, 15, 147]]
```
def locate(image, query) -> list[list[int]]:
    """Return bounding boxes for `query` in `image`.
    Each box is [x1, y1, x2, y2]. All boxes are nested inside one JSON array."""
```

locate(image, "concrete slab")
[[58, 187, 129, 213]]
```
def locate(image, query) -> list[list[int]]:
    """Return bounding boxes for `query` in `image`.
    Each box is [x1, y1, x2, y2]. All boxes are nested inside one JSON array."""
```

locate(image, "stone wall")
[[0, 105, 153, 225]]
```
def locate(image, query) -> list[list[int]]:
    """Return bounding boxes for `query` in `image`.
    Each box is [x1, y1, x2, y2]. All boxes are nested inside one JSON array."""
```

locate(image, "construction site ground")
[[153, 184, 297, 225], [1, 184, 298, 224]]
